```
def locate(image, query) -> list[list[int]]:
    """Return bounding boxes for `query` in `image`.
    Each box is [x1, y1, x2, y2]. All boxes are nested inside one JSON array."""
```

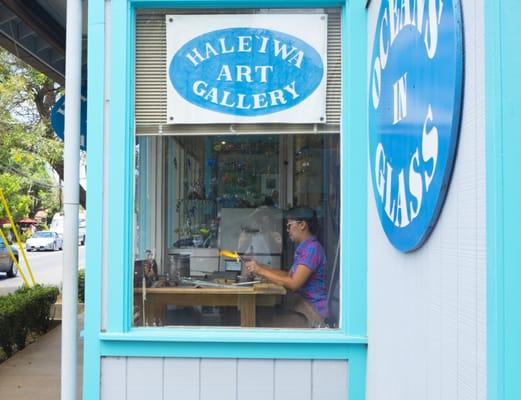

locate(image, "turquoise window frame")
[[84, 1, 368, 399]]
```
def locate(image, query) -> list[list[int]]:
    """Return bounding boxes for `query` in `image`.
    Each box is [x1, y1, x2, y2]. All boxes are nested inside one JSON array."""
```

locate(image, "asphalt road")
[[0, 245, 86, 296]]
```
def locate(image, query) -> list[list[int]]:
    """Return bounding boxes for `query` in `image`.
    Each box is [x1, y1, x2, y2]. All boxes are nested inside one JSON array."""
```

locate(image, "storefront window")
[[133, 8, 341, 329]]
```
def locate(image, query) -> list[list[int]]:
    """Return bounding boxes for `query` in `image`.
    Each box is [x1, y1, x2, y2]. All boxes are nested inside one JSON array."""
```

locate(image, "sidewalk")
[[0, 316, 83, 400]]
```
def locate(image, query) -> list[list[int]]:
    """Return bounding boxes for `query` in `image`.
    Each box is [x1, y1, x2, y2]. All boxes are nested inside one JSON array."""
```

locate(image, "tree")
[[0, 48, 74, 220]]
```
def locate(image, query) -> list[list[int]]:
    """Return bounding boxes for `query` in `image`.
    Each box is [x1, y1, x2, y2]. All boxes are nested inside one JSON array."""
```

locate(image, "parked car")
[[0, 240, 18, 277], [50, 213, 86, 246], [26, 231, 63, 252]]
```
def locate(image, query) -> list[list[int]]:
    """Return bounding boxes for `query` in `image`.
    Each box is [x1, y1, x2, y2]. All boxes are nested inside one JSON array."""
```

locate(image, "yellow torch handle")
[[219, 249, 240, 261]]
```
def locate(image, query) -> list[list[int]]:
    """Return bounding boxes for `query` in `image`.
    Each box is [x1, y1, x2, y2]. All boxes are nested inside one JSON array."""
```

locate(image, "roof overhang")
[[0, 0, 87, 85]]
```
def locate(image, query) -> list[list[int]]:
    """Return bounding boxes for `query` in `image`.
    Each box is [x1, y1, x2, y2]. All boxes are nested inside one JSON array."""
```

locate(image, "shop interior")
[[133, 132, 340, 328]]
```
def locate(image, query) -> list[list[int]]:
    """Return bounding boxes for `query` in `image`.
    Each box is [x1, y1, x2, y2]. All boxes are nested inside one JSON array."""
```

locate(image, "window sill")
[[100, 327, 367, 344]]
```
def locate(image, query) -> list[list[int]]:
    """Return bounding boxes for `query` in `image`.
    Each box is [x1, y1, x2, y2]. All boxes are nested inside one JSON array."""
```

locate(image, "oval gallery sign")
[[166, 14, 327, 124], [369, 0, 463, 252]]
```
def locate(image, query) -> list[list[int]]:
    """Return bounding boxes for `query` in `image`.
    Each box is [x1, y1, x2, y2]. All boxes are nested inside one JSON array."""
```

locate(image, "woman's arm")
[[246, 259, 313, 291]]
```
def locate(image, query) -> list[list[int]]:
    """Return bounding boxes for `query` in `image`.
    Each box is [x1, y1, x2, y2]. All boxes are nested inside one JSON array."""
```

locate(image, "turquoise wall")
[[486, 1, 521, 399], [84, 1, 368, 399]]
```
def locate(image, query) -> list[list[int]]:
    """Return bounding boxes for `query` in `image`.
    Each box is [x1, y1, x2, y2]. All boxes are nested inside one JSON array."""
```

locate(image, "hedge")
[[0, 285, 59, 357], [78, 268, 85, 303]]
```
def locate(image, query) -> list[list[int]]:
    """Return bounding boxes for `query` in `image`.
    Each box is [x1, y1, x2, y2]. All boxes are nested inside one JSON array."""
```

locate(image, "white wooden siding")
[[274, 360, 312, 400], [128, 358, 163, 400], [101, 357, 348, 400], [237, 359, 274, 400], [163, 358, 200, 400], [101, 357, 126, 400], [200, 359, 236, 400], [366, 1, 486, 400]]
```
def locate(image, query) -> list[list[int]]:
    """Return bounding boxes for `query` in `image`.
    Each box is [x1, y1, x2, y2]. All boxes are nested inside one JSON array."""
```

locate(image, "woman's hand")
[[245, 258, 263, 276], [244, 260, 307, 291]]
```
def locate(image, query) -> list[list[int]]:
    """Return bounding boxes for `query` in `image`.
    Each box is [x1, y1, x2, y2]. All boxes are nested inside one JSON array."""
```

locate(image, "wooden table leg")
[[144, 298, 166, 326], [238, 295, 256, 327], [150, 300, 166, 326]]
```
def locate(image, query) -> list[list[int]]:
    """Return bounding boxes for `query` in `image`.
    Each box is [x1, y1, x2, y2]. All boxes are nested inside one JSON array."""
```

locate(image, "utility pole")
[[61, 0, 82, 399]]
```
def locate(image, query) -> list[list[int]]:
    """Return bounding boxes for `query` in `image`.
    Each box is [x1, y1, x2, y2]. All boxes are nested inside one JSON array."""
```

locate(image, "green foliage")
[[19, 229, 32, 242], [36, 222, 48, 231], [78, 268, 85, 303], [0, 285, 59, 358], [0, 48, 62, 221]]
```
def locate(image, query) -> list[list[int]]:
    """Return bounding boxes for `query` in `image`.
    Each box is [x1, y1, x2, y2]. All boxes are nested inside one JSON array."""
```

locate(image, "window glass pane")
[[133, 133, 340, 328]]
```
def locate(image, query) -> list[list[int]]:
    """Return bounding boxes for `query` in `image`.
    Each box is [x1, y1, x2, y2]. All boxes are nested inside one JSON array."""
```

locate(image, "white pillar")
[[61, 0, 82, 399]]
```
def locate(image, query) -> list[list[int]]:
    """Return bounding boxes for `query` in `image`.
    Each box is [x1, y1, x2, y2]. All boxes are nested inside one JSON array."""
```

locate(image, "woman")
[[245, 206, 329, 327]]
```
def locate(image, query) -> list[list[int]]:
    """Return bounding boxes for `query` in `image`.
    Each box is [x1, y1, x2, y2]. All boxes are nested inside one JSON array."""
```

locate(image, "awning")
[[19, 218, 37, 224]]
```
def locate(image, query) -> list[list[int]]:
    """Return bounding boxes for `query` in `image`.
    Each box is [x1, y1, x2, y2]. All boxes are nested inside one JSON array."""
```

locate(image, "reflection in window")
[[133, 134, 340, 328]]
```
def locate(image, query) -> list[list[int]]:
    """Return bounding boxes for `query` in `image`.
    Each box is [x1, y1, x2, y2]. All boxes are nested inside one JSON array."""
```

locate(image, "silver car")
[[26, 231, 63, 252], [0, 240, 18, 277]]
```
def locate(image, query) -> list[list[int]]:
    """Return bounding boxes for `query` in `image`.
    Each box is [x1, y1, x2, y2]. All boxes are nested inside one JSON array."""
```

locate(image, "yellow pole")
[[0, 189, 36, 285], [0, 228, 30, 287]]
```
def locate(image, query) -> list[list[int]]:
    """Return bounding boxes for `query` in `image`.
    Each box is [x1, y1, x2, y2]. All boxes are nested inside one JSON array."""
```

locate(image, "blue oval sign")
[[169, 28, 324, 116], [50, 89, 88, 152], [368, 0, 463, 252]]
